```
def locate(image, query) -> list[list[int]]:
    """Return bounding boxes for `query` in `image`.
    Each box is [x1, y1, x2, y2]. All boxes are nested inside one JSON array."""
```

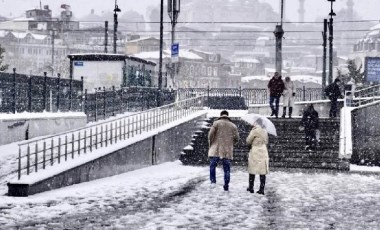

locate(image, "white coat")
[[283, 80, 295, 107], [246, 126, 269, 175]]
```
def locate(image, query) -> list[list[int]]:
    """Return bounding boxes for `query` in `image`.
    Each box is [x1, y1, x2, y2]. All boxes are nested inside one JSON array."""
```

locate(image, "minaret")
[[346, 0, 354, 20], [298, 0, 305, 22]]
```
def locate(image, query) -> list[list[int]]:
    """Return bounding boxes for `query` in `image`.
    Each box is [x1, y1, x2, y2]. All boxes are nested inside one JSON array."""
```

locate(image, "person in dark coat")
[[325, 78, 343, 118], [301, 104, 319, 150], [267, 72, 285, 118]]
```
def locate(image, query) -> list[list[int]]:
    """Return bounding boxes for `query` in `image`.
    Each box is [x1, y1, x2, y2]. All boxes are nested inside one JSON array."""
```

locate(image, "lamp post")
[[274, 0, 284, 75], [328, 0, 336, 84], [50, 29, 57, 77], [168, 0, 180, 89], [113, 0, 121, 54], [158, 0, 164, 107]]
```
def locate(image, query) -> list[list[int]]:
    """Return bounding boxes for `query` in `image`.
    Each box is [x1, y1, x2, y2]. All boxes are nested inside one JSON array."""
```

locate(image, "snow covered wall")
[[7, 113, 206, 196], [351, 101, 380, 166], [0, 112, 87, 146]]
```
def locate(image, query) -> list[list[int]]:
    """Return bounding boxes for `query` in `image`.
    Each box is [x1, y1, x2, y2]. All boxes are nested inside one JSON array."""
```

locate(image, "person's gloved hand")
[[292, 92, 296, 96]]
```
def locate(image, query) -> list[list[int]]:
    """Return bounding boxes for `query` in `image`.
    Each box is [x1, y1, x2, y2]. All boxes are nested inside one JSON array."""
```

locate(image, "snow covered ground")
[[0, 162, 380, 229]]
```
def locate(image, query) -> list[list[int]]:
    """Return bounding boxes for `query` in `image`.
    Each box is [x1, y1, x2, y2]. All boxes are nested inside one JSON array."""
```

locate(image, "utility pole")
[[168, 0, 181, 89], [113, 0, 121, 54], [274, 0, 284, 75], [328, 0, 336, 84], [104, 21, 108, 53], [50, 30, 56, 77], [322, 19, 327, 98], [158, 0, 164, 106]]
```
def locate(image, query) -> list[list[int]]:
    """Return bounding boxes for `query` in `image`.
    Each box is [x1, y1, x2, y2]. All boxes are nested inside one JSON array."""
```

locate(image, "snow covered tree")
[[0, 44, 9, 72]]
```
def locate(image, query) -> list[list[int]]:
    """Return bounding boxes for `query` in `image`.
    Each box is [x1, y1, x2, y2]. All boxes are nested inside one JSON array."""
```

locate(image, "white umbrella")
[[241, 113, 277, 136]]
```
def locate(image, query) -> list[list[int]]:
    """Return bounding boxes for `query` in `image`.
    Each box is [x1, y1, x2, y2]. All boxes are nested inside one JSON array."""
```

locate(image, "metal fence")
[[16, 96, 206, 180], [178, 87, 323, 105], [84, 87, 175, 122], [0, 69, 83, 113]]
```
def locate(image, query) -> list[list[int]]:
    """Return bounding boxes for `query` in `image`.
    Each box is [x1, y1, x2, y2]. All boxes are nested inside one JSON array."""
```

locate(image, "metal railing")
[[353, 84, 380, 107], [16, 96, 207, 180]]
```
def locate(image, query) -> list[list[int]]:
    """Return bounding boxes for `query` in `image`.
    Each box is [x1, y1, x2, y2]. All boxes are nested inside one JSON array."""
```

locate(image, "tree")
[[0, 44, 9, 71], [337, 59, 364, 85]]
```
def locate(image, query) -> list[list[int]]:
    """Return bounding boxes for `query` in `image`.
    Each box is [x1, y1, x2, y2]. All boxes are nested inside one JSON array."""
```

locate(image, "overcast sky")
[[0, 0, 379, 22]]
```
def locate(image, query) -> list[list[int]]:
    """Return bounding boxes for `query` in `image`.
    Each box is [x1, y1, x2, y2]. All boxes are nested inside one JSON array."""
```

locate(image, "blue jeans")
[[210, 157, 231, 186], [269, 96, 280, 116]]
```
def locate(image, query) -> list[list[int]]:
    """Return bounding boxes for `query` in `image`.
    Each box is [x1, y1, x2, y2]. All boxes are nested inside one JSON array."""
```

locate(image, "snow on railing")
[[16, 96, 207, 180]]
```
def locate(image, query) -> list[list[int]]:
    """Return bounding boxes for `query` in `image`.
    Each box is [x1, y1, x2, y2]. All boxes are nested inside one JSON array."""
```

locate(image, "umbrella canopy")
[[241, 113, 277, 136]]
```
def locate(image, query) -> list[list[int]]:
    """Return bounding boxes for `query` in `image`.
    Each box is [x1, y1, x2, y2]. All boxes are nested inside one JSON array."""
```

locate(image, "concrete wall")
[[8, 114, 206, 196], [248, 100, 343, 118], [351, 102, 380, 166], [0, 115, 87, 146]]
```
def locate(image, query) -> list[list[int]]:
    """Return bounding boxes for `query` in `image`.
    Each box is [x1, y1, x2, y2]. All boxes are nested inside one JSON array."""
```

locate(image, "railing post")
[[28, 75, 32, 112], [18, 147, 21, 180], [94, 88, 98, 122], [27, 145, 30, 175], [58, 137, 61, 164], [120, 89, 124, 114], [80, 76, 84, 112], [51, 139, 54, 166], [84, 89, 88, 116], [43, 141, 46, 169], [57, 73, 61, 112], [103, 87, 106, 119], [43, 72, 47, 111], [65, 135, 68, 161], [302, 86, 306, 101], [69, 73, 73, 111], [207, 85, 210, 107], [71, 133, 74, 159], [112, 85, 116, 116], [12, 68, 16, 114], [35, 143, 38, 172]]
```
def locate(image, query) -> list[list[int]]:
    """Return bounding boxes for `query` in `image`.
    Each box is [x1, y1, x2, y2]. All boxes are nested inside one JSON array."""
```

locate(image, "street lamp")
[[50, 29, 57, 77], [328, 0, 336, 84], [167, 0, 180, 88], [274, 0, 284, 75], [113, 0, 121, 54]]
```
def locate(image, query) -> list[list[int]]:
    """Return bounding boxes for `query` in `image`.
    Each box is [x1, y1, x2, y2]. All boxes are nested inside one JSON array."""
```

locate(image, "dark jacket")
[[325, 83, 342, 100], [302, 107, 319, 130], [268, 76, 285, 97]]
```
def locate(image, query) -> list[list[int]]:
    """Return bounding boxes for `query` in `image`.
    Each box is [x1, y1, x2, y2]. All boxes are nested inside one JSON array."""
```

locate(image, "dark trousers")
[[248, 174, 266, 191], [210, 157, 231, 186], [269, 96, 280, 116], [330, 98, 338, 117], [305, 129, 317, 148]]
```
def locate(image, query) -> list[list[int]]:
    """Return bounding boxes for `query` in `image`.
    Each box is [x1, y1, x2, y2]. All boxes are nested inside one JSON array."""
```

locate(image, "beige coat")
[[283, 80, 295, 107], [208, 116, 239, 159], [246, 126, 269, 175]]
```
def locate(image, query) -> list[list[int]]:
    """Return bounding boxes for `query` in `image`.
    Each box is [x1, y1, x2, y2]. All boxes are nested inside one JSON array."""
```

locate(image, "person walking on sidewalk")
[[246, 118, 269, 195], [268, 72, 285, 118], [324, 78, 343, 118], [208, 110, 240, 191], [301, 104, 319, 150], [282, 76, 296, 118]]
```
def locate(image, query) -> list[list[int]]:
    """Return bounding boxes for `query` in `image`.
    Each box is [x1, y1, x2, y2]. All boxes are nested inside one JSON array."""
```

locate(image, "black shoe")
[[257, 190, 265, 195], [223, 185, 229, 191], [288, 115, 292, 119], [270, 112, 275, 116], [247, 188, 254, 193], [281, 114, 285, 118]]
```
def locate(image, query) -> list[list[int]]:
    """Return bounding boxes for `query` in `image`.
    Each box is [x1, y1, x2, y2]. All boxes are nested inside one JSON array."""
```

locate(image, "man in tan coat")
[[208, 110, 239, 191], [246, 118, 269, 195]]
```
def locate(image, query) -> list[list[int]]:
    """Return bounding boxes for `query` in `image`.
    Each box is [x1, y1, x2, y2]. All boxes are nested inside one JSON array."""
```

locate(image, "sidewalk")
[[1, 161, 379, 229]]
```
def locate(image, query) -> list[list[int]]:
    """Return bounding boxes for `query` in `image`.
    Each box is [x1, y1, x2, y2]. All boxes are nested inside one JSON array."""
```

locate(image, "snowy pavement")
[[1, 161, 380, 229]]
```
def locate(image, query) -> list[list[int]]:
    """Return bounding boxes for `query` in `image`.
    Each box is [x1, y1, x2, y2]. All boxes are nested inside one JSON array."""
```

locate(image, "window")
[[213, 67, 218, 76], [207, 67, 212, 76], [202, 66, 206, 75], [190, 65, 194, 76]]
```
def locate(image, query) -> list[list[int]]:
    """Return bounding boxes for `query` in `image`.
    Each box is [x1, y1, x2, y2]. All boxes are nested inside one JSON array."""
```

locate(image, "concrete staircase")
[[180, 117, 350, 171]]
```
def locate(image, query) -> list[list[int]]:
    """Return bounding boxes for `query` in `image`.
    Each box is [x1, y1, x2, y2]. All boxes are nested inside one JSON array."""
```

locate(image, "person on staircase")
[[208, 110, 240, 191], [324, 78, 343, 118], [267, 72, 285, 118], [282, 76, 296, 118], [301, 104, 319, 150], [246, 118, 269, 195]]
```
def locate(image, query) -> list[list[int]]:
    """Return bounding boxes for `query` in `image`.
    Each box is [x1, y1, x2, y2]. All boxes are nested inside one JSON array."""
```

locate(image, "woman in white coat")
[[246, 118, 269, 195], [282, 76, 296, 118]]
